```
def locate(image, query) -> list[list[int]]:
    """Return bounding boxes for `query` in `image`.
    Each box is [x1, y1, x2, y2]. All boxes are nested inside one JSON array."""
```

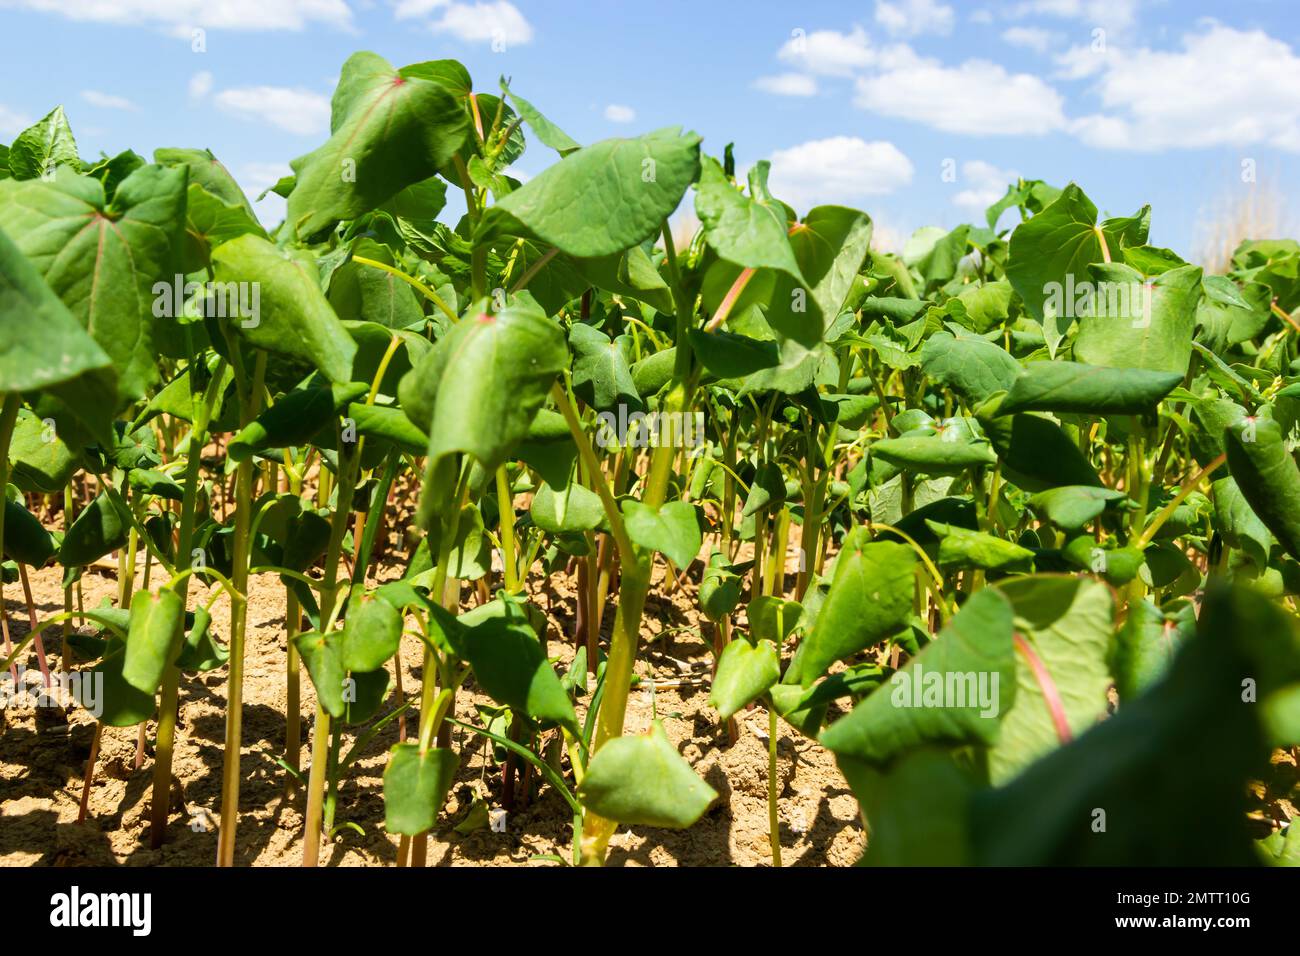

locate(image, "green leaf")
[[987, 576, 1114, 784], [288, 52, 470, 236], [927, 521, 1034, 572], [0, 165, 187, 410], [622, 499, 701, 569], [210, 234, 358, 384], [383, 743, 459, 835], [978, 410, 1101, 492], [796, 534, 916, 686], [1006, 183, 1147, 323], [920, 331, 1020, 407], [1111, 597, 1194, 701], [1000, 361, 1183, 416], [870, 433, 997, 477], [577, 721, 717, 828], [820, 588, 1016, 763], [972, 585, 1287, 865], [1073, 263, 1202, 375], [530, 480, 605, 533], [569, 323, 639, 413], [477, 127, 701, 258], [447, 602, 578, 734], [6, 407, 80, 493], [401, 296, 567, 528], [710, 638, 779, 720], [294, 629, 348, 718], [1223, 413, 1300, 562], [341, 589, 403, 672], [1212, 475, 1271, 566], [699, 553, 742, 622], [8, 107, 79, 181], [502, 82, 580, 156], [228, 382, 367, 461], [123, 588, 184, 695], [2, 497, 56, 567], [60, 491, 128, 567], [1028, 485, 1127, 531]]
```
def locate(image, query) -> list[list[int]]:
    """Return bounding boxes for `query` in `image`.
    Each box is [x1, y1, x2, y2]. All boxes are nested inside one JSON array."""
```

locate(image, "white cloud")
[[1002, 26, 1059, 54], [603, 103, 636, 123], [1007, 0, 1139, 34], [753, 73, 818, 97], [0, 104, 31, 138], [777, 26, 875, 77], [855, 55, 1067, 135], [1069, 25, 1300, 152], [189, 71, 214, 102], [2, 0, 354, 32], [765, 136, 914, 209], [80, 89, 138, 111], [969, 8, 994, 25], [875, 0, 955, 38], [214, 86, 330, 135], [239, 161, 290, 225], [426, 1, 532, 46], [952, 160, 1019, 218]]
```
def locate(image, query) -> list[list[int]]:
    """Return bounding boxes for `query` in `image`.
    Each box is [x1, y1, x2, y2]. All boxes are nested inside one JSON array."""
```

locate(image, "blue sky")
[[1, 0, 1297, 259]]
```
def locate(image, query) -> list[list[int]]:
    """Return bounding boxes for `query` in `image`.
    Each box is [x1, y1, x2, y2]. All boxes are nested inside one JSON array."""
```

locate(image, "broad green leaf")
[[340, 589, 403, 672], [288, 52, 470, 236], [699, 554, 742, 621], [1212, 476, 1271, 567], [294, 629, 348, 718], [1006, 183, 1147, 322], [0, 165, 186, 409], [446, 605, 578, 733], [710, 637, 780, 720], [577, 720, 717, 828], [123, 588, 184, 695], [797, 534, 916, 686], [820, 587, 1016, 763], [747, 595, 802, 644], [8, 107, 78, 181], [927, 521, 1034, 572], [919, 332, 1020, 406], [383, 743, 459, 835], [2, 497, 56, 567], [978, 409, 1101, 492], [530, 480, 605, 533], [228, 382, 367, 461], [1111, 597, 1194, 701], [60, 491, 128, 567], [1028, 485, 1127, 531], [477, 127, 701, 258], [622, 499, 701, 569], [502, 83, 580, 156], [569, 323, 639, 412], [210, 234, 358, 384], [1224, 413, 1300, 562], [1073, 263, 1202, 375], [972, 585, 1288, 865], [987, 576, 1114, 784], [870, 433, 997, 476], [1000, 361, 1183, 416], [401, 296, 568, 528]]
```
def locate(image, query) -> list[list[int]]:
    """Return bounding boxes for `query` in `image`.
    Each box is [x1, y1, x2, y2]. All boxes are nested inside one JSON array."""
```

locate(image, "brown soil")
[[0, 556, 864, 867]]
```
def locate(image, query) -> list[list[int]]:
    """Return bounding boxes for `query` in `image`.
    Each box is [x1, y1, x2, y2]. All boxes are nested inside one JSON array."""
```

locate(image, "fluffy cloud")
[[951, 160, 1019, 218], [874, 0, 955, 38], [753, 73, 818, 97], [777, 26, 875, 77], [1, 0, 354, 32], [604, 104, 636, 123], [855, 56, 1067, 135], [1008, 0, 1139, 34], [81, 90, 138, 111], [214, 86, 330, 135], [401, 0, 532, 46], [1069, 25, 1300, 152], [765, 136, 914, 209]]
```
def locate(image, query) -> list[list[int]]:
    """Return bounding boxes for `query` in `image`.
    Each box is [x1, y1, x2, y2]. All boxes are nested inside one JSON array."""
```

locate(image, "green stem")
[[216, 349, 267, 867]]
